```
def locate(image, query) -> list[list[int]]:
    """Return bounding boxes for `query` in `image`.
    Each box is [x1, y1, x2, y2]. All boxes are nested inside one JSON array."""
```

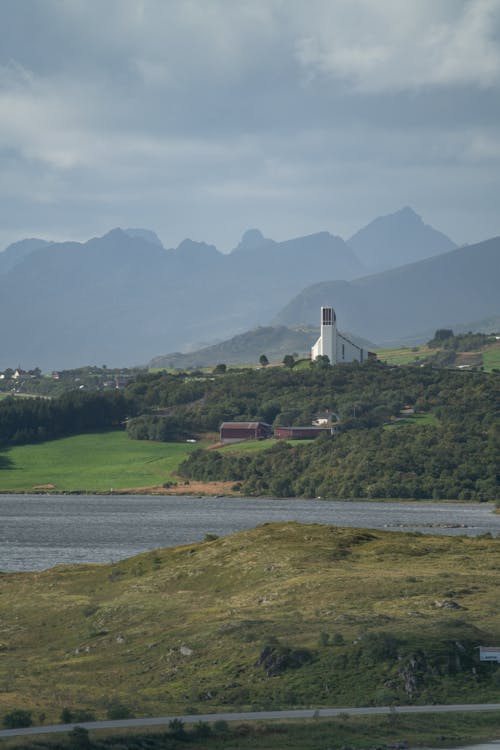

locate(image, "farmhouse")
[[312, 306, 374, 365], [220, 421, 273, 443]]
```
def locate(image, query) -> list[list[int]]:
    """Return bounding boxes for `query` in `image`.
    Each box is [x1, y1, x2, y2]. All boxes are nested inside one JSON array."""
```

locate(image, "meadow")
[[1, 523, 500, 725], [0, 432, 200, 492]]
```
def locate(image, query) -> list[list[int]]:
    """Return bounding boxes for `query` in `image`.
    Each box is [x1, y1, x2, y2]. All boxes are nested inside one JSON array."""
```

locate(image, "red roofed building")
[[220, 421, 273, 443]]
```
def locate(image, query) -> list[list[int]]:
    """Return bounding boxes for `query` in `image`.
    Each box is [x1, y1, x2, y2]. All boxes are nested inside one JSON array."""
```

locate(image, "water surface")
[[1, 494, 498, 571]]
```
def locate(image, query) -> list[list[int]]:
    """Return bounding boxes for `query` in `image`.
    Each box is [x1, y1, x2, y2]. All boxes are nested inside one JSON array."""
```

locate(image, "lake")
[[0, 494, 498, 572]]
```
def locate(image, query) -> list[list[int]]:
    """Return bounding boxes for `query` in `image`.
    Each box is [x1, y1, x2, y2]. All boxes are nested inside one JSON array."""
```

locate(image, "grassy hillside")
[[1, 523, 500, 724], [0, 432, 200, 492], [376, 339, 500, 371]]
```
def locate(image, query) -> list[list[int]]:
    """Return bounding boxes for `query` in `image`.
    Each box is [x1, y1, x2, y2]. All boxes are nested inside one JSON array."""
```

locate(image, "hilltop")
[[1, 523, 500, 723]]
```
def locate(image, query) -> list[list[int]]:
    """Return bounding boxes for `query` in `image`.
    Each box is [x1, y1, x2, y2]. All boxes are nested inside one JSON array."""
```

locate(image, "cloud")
[[294, 0, 500, 92], [0, 0, 499, 250]]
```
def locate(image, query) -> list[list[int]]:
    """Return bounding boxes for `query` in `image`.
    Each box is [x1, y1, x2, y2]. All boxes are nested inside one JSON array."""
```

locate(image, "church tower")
[[311, 306, 337, 362]]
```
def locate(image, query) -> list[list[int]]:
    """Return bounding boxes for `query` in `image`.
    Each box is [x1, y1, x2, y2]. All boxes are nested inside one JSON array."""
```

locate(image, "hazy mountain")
[[124, 228, 163, 247], [149, 326, 318, 369], [274, 236, 500, 346], [0, 238, 51, 276], [348, 206, 457, 272], [0, 226, 362, 370]]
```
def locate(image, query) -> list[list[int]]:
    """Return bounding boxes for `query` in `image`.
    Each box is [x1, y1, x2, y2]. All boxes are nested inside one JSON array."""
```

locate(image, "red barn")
[[220, 421, 273, 443]]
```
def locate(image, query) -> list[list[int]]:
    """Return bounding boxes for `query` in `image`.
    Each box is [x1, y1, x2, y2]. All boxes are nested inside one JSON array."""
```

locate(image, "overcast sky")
[[1, 0, 499, 252]]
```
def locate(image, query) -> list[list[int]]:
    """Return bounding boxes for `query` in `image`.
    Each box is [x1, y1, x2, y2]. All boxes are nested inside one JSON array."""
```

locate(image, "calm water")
[[0, 494, 499, 572]]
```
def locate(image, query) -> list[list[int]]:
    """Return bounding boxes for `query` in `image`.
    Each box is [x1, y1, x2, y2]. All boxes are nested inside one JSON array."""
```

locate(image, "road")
[[2, 703, 500, 738]]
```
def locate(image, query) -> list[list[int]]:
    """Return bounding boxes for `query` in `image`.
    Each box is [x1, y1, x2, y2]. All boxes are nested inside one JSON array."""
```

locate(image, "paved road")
[[2, 703, 500, 738]]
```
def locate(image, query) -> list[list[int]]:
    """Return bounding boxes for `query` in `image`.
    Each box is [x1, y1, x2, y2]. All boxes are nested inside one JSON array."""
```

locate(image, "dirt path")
[[112, 480, 238, 496]]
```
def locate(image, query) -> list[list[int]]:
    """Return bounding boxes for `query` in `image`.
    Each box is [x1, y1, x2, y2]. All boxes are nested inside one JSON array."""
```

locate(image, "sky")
[[1, 0, 500, 252]]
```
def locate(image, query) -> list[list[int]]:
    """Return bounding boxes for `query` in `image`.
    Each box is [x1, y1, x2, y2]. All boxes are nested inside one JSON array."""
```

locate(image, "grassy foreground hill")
[[1, 523, 500, 724]]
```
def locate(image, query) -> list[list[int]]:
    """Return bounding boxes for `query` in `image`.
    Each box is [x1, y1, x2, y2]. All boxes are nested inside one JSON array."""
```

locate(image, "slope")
[[1, 523, 500, 721], [275, 236, 500, 345]]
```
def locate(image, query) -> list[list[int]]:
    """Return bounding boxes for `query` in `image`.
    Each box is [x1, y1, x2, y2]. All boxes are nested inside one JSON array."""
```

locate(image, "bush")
[[3, 709, 33, 728], [106, 701, 133, 720]]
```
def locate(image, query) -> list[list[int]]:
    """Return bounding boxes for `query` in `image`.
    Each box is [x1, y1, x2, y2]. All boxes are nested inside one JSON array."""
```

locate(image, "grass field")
[[0, 432, 201, 492], [221, 438, 315, 454], [483, 342, 500, 372], [384, 412, 439, 430], [1, 523, 500, 723], [375, 346, 430, 365]]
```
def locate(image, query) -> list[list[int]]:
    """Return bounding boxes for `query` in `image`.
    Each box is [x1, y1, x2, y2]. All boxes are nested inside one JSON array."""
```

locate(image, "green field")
[[0, 432, 200, 492], [384, 412, 439, 430], [375, 346, 430, 364], [221, 438, 315, 454], [483, 343, 500, 372]]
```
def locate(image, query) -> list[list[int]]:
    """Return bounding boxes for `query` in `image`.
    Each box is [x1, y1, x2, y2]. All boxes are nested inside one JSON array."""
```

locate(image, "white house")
[[311, 306, 369, 365]]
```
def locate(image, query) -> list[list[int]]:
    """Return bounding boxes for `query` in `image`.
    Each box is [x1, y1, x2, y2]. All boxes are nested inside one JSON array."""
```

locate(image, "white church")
[[311, 306, 371, 364]]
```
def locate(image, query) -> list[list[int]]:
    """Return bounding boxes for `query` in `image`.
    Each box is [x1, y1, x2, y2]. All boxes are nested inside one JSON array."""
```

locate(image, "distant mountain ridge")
[[0, 226, 362, 370], [274, 236, 500, 346], [0, 209, 480, 370]]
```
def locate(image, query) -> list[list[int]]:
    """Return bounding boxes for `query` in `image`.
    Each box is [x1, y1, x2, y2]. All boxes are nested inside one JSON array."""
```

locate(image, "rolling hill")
[[1, 523, 500, 721]]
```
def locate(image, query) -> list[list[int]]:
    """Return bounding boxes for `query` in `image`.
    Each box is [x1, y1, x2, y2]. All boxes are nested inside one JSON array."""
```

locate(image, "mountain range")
[[0, 208, 497, 370]]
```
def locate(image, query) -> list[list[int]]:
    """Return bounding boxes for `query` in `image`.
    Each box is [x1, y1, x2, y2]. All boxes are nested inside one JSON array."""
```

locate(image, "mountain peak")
[[240, 228, 265, 249], [124, 228, 163, 247], [348, 207, 456, 271]]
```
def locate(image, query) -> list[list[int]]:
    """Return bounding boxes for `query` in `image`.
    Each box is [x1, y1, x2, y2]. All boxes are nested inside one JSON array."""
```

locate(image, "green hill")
[[1, 523, 500, 723], [149, 326, 318, 369]]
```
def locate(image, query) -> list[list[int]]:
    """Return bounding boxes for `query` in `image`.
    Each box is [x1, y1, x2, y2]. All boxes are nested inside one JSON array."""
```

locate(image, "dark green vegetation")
[[1, 358, 498, 500], [2, 524, 500, 723], [0, 390, 132, 446], [166, 363, 499, 500], [5, 712, 500, 750]]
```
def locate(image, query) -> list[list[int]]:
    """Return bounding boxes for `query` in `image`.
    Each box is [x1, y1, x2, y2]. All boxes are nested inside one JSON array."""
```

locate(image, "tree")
[[259, 354, 269, 367], [283, 354, 295, 368], [213, 363, 227, 374], [169, 718, 186, 739], [68, 726, 90, 749]]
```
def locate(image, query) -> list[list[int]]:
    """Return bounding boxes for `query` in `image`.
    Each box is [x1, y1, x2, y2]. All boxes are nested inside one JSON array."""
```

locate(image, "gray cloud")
[[0, 0, 499, 251]]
